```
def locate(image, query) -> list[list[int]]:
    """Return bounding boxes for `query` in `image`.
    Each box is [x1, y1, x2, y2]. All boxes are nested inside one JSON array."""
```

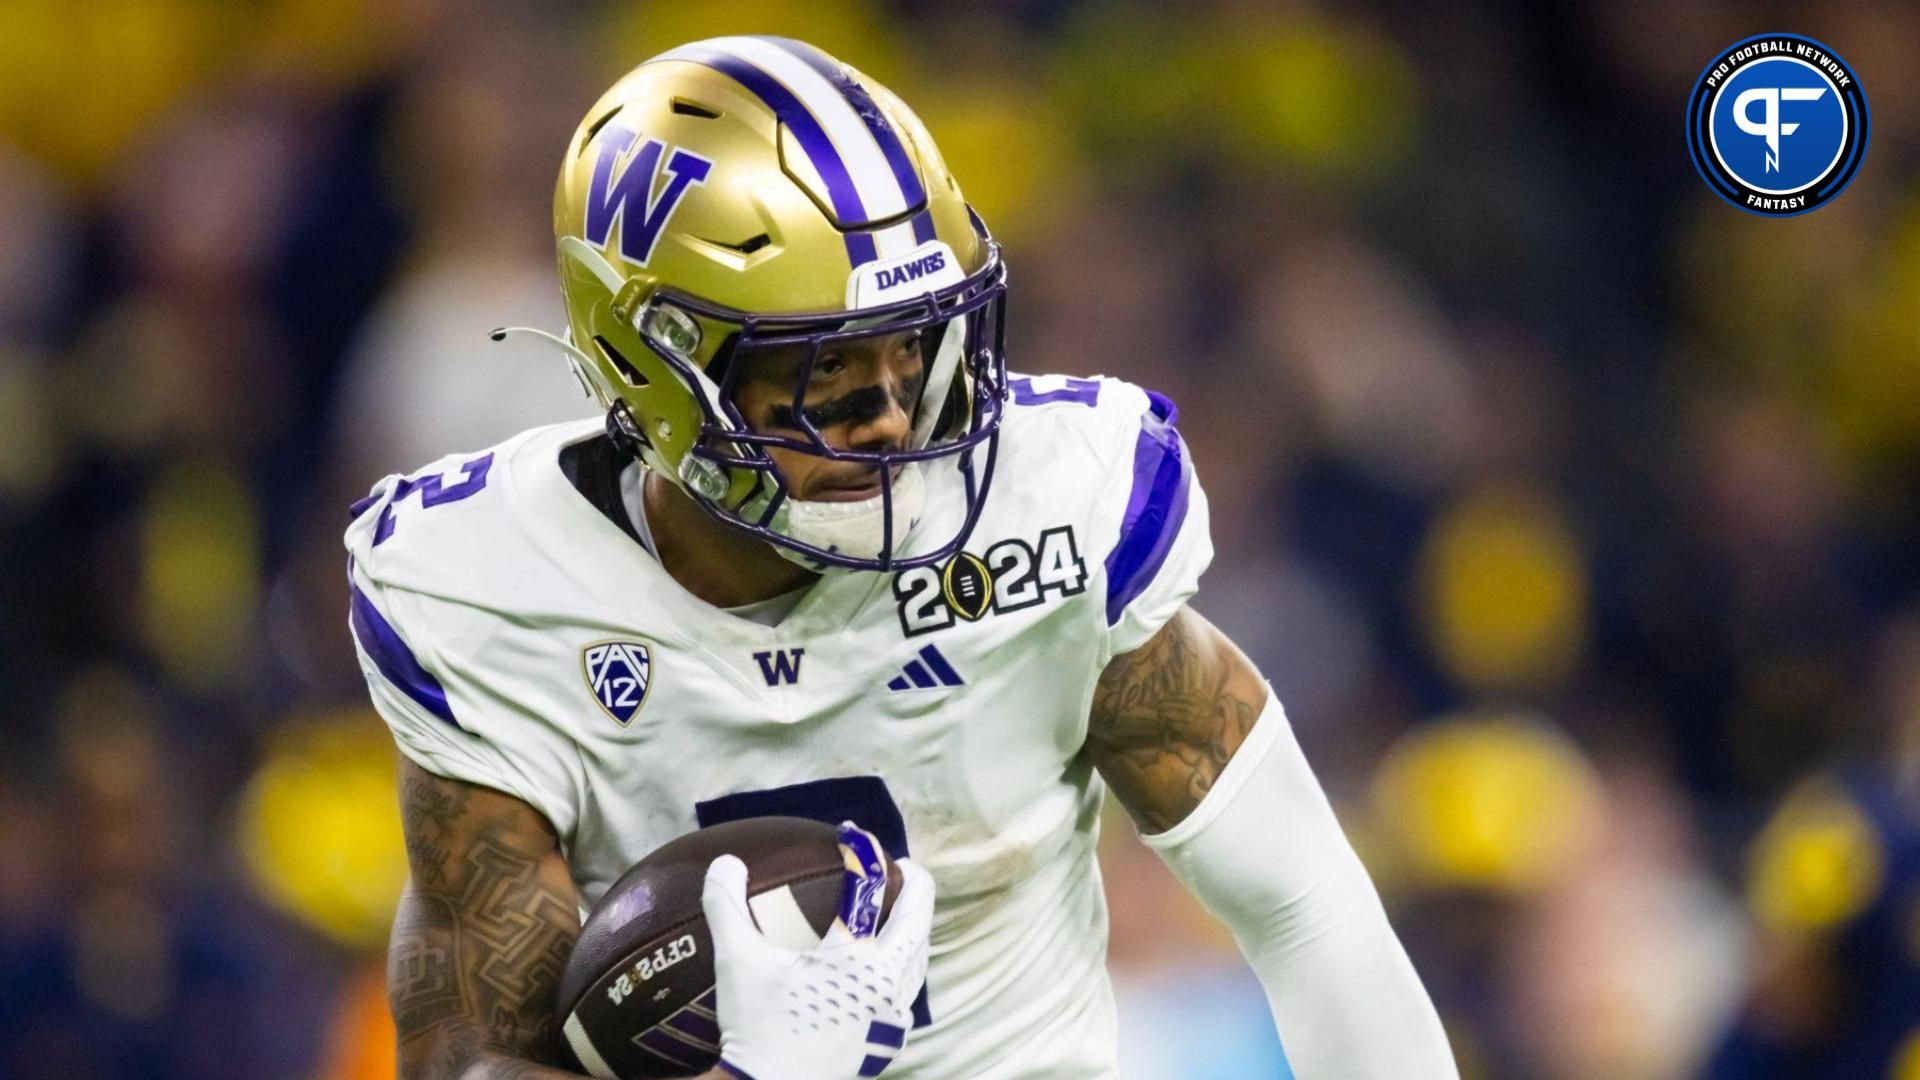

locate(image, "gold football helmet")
[[538, 35, 1008, 571]]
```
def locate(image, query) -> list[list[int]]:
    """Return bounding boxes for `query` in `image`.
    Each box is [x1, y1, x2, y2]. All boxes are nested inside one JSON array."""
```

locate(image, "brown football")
[[555, 816, 899, 1079]]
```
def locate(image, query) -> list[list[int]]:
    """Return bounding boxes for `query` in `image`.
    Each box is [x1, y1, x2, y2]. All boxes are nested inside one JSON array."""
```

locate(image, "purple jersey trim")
[[348, 574, 457, 726], [671, 46, 879, 267], [1104, 395, 1192, 626]]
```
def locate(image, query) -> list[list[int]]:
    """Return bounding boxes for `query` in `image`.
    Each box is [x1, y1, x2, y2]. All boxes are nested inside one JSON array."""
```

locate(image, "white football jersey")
[[347, 373, 1212, 1079]]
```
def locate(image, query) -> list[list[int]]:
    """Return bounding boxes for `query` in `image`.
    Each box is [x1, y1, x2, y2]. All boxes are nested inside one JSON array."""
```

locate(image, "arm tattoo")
[[390, 760, 584, 1079], [1087, 606, 1267, 833]]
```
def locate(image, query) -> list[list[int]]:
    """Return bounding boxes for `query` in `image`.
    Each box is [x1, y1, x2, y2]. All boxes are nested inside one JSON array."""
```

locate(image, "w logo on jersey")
[[584, 641, 653, 726], [583, 125, 713, 266], [753, 647, 805, 687]]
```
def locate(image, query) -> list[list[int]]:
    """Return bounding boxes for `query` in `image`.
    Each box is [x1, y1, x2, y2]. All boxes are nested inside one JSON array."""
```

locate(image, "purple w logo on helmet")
[[583, 126, 713, 266]]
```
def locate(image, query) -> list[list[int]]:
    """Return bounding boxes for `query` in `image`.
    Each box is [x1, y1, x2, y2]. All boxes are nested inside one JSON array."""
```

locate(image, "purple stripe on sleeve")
[[1143, 389, 1179, 425], [672, 46, 878, 267], [1104, 400, 1193, 625], [765, 37, 930, 211], [348, 575, 457, 726]]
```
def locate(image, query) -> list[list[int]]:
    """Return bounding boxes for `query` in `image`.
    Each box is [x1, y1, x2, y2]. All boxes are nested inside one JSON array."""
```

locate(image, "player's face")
[[731, 328, 927, 502]]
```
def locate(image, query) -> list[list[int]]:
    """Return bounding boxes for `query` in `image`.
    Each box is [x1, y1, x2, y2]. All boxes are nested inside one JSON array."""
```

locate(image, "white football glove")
[[703, 822, 935, 1080]]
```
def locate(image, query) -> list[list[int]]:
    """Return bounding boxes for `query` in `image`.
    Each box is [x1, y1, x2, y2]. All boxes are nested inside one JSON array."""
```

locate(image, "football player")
[[352, 36, 1457, 1080]]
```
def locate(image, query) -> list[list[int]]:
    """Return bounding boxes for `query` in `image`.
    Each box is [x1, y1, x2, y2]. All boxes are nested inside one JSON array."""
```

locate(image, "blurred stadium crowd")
[[2, 0, 1917, 1077]]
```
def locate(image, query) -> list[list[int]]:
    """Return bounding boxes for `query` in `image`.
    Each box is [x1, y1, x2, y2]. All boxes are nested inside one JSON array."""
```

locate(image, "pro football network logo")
[[1687, 34, 1868, 217], [584, 640, 653, 726]]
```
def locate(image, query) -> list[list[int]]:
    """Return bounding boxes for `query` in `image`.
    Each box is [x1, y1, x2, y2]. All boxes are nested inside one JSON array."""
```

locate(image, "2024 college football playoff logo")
[[584, 641, 653, 726], [893, 526, 1088, 637], [1687, 34, 1868, 217]]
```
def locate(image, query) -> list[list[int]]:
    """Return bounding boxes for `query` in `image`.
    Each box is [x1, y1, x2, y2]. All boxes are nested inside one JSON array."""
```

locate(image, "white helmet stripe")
[[697, 36, 912, 222], [763, 37, 930, 211], [871, 219, 919, 260]]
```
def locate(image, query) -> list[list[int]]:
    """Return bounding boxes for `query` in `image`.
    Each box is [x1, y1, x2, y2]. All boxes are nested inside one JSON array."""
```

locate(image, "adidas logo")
[[886, 644, 964, 691]]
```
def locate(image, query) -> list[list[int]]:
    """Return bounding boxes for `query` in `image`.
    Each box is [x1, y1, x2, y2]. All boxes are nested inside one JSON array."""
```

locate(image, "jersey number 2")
[[372, 453, 494, 546]]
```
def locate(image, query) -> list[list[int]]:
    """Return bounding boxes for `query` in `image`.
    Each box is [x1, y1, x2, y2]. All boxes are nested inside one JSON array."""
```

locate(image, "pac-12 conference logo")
[[584, 640, 653, 726], [1687, 34, 1868, 217]]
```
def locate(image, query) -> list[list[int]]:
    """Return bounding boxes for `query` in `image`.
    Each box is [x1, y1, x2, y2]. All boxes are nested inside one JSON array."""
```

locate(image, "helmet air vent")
[[581, 106, 624, 152], [592, 335, 650, 388], [715, 233, 770, 255], [670, 98, 722, 119]]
